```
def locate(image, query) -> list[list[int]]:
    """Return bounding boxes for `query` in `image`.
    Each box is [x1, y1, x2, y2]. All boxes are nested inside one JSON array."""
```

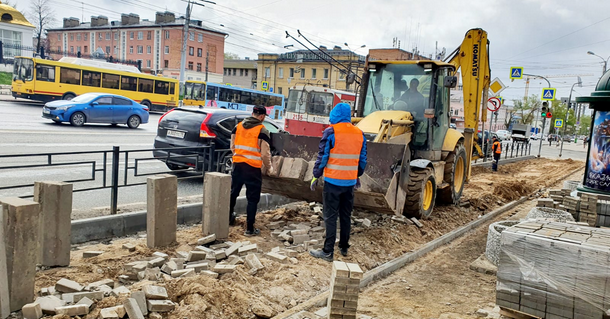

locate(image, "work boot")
[[340, 247, 348, 257], [309, 249, 333, 262], [229, 212, 237, 226], [244, 228, 260, 237]]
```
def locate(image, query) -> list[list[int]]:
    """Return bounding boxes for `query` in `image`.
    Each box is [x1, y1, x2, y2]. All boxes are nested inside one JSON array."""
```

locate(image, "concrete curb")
[[472, 155, 536, 167], [71, 194, 293, 244]]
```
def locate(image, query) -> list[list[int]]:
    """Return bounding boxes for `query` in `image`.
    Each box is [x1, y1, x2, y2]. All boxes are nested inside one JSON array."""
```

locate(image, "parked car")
[[153, 108, 281, 171], [42, 93, 149, 128], [495, 130, 510, 141]]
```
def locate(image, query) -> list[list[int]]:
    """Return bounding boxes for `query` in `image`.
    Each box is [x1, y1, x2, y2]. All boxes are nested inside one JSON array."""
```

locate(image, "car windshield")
[[72, 93, 101, 103], [362, 63, 432, 121]]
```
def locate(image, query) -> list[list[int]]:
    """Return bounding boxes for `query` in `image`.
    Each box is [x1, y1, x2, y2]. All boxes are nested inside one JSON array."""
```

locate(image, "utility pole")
[[205, 49, 209, 81], [559, 77, 582, 157], [523, 73, 551, 158]]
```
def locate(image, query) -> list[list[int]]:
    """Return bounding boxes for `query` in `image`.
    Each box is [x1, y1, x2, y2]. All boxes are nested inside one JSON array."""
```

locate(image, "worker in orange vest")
[[230, 105, 274, 236], [309, 103, 367, 262], [492, 136, 502, 172]]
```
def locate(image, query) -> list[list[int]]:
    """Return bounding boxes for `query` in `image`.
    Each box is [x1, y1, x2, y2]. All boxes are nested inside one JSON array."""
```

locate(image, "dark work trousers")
[[492, 153, 501, 171], [322, 182, 355, 254], [229, 162, 262, 232]]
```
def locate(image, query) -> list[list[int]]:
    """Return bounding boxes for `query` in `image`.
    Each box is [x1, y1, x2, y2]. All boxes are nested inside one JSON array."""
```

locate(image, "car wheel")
[[166, 163, 185, 171], [127, 115, 141, 129], [70, 112, 86, 127], [223, 156, 233, 173], [63, 93, 76, 101]]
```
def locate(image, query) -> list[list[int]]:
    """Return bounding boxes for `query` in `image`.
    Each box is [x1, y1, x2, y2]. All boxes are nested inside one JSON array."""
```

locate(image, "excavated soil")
[[33, 158, 584, 319]]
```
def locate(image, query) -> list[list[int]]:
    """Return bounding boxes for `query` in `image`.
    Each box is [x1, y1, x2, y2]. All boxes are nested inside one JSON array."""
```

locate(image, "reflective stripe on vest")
[[324, 122, 364, 181], [233, 122, 263, 168], [493, 141, 501, 154]]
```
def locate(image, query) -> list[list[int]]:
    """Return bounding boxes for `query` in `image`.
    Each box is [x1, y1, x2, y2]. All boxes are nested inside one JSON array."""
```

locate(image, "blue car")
[[42, 93, 150, 128]]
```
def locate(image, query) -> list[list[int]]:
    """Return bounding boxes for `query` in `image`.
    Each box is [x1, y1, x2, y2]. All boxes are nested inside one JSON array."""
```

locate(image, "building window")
[[84, 33, 88, 41], [289, 68, 294, 78], [311, 68, 317, 79], [99, 33, 102, 40], [114, 46, 117, 54], [57, 46, 61, 52], [188, 62, 193, 70], [137, 31, 143, 40], [278, 87, 282, 94], [324, 68, 329, 79], [147, 60, 151, 68], [164, 46, 169, 54], [84, 46, 88, 53], [114, 32, 118, 40], [300, 68, 305, 79], [198, 33, 203, 42], [70, 46, 74, 53], [70, 34, 73, 41], [197, 63, 202, 72], [197, 48, 202, 57], [278, 67, 284, 78], [147, 31, 152, 40], [129, 46, 133, 54], [245, 69, 249, 76], [240, 69, 244, 76], [57, 34, 61, 41], [106, 46, 110, 54], [189, 47, 194, 56], [147, 46, 151, 54], [223, 68, 227, 76], [137, 46, 143, 54], [106, 32, 110, 40], [130, 32, 134, 40], [77, 46, 81, 53], [233, 69, 236, 76], [76, 33, 81, 41], [165, 30, 170, 39], [189, 32, 194, 41], [265, 67, 270, 78], [164, 60, 169, 68]]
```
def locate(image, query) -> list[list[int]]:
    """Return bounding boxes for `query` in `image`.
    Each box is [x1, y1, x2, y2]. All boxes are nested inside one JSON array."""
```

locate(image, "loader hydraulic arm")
[[444, 28, 491, 181]]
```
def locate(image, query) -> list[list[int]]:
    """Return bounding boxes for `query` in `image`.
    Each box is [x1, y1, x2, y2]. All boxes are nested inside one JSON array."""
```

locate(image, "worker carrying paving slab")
[[309, 103, 368, 262], [229, 105, 275, 237]]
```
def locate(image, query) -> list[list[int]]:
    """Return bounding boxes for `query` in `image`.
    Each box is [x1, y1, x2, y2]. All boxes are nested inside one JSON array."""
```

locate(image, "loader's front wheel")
[[404, 168, 436, 219], [438, 143, 467, 205]]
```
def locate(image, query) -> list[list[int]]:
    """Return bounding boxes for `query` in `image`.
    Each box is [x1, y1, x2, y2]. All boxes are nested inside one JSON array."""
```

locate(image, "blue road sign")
[[510, 67, 523, 79], [269, 87, 273, 93], [555, 119, 564, 128], [542, 88, 556, 100], [261, 81, 269, 91]]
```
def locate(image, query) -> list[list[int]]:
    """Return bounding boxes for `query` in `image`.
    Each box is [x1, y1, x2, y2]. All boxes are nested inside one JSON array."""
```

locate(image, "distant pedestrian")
[[229, 106, 275, 236], [584, 136, 589, 149], [492, 136, 501, 172], [309, 103, 367, 262]]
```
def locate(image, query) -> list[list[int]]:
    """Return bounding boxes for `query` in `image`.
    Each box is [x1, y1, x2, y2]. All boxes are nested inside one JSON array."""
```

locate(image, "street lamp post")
[[587, 51, 610, 75], [523, 73, 551, 157], [559, 77, 582, 157]]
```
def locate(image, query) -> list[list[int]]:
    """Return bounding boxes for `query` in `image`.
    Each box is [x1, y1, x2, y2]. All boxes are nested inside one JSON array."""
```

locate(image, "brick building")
[[46, 12, 226, 82], [257, 46, 365, 97], [223, 58, 257, 89]]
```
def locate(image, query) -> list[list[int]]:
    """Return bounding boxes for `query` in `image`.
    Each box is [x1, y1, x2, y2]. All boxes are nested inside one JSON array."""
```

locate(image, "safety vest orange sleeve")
[[323, 122, 364, 182], [233, 122, 264, 168]]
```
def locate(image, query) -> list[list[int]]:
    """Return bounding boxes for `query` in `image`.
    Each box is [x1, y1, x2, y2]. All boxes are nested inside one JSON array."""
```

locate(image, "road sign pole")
[[538, 117, 546, 158], [559, 88, 574, 157]]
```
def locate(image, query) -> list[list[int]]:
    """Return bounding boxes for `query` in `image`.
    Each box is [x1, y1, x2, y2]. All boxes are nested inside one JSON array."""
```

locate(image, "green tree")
[[224, 52, 239, 60], [512, 95, 541, 125], [549, 99, 577, 134], [577, 115, 592, 135]]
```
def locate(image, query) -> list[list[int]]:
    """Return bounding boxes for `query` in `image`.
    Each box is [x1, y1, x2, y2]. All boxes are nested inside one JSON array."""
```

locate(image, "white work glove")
[[267, 166, 275, 176]]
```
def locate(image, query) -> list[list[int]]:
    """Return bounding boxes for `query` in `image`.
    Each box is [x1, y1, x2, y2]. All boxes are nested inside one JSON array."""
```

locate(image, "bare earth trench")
[[29, 158, 583, 319]]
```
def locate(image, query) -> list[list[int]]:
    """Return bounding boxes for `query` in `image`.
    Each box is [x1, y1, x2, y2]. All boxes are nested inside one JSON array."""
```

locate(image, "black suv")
[[153, 107, 281, 171]]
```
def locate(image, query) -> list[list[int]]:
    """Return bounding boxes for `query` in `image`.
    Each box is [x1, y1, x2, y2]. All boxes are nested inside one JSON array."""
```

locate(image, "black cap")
[[253, 105, 267, 116]]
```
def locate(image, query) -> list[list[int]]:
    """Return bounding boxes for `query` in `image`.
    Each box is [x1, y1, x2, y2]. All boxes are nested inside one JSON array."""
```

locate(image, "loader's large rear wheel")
[[404, 168, 436, 219], [438, 143, 467, 205]]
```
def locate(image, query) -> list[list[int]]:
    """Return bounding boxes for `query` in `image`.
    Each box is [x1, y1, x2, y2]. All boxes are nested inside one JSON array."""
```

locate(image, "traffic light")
[[546, 112, 552, 118], [541, 101, 549, 117]]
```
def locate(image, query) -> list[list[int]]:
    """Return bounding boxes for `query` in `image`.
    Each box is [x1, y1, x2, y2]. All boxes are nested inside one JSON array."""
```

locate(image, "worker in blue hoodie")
[[309, 103, 367, 262]]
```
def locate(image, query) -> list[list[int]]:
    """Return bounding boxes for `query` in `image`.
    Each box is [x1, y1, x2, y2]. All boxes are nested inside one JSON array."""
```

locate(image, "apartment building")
[[46, 12, 226, 82], [223, 58, 257, 89]]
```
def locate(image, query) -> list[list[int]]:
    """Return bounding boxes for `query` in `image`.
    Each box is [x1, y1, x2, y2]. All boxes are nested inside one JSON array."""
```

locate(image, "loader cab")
[[357, 61, 455, 155]]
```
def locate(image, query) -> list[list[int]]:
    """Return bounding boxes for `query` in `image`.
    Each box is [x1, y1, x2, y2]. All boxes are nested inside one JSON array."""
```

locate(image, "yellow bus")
[[182, 80, 206, 106], [12, 57, 178, 112]]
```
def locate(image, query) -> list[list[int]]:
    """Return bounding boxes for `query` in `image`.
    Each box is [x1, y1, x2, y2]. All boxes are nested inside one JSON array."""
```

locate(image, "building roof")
[[259, 48, 365, 63], [47, 17, 227, 36], [0, 2, 34, 28], [224, 59, 257, 69]]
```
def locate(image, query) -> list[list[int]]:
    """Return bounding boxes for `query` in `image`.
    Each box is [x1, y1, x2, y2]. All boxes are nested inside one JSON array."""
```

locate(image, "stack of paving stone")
[[596, 199, 610, 227], [496, 220, 610, 319], [327, 261, 363, 319], [536, 198, 555, 208], [562, 196, 581, 220], [579, 193, 599, 227]]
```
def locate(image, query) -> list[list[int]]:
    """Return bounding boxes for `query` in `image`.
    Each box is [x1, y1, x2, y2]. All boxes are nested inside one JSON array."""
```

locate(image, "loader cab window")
[[432, 68, 451, 151]]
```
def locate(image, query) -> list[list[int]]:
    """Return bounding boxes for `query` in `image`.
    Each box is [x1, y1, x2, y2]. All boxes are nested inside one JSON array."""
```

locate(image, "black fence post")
[[110, 146, 120, 215]]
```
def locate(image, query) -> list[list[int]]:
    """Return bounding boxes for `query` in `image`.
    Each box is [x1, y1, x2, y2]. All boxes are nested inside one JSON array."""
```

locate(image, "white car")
[[495, 130, 510, 140]]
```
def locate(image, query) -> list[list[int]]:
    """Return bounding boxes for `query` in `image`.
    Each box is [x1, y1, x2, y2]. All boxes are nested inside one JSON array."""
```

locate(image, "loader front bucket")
[[262, 132, 407, 213]]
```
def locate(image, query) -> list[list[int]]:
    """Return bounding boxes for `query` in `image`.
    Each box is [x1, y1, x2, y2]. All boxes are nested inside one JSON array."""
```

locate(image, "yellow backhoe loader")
[[263, 28, 490, 219]]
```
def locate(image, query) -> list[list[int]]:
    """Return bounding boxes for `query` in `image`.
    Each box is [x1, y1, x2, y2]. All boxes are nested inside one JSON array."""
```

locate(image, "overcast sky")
[[15, 0, 610, 104]]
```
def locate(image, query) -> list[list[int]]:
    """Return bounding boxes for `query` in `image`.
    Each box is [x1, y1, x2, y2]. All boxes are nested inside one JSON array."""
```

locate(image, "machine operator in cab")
[[492, 136, 502, 172], [309, 103, 367, 262], [230, 106, 275, 236]]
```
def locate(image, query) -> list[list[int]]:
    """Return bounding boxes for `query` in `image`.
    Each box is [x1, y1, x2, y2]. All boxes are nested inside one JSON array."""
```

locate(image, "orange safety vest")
[[493, 141, 502, 154], [324, 122, 364, 181], [233, 122, 263, 168]]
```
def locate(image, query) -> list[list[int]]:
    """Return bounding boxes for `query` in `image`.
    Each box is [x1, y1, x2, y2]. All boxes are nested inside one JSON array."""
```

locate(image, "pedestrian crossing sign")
[[555, 119, 563, 128], [510, 67, 523, 79], [261, 81, 269, 91], [542, 88, 556, 100]]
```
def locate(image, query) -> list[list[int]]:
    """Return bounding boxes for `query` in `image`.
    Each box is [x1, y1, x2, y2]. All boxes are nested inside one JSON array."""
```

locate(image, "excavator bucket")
[[263, 133, 407, 213]]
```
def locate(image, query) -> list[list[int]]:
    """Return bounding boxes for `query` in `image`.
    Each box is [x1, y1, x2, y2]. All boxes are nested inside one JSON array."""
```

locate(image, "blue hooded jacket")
[[313, 103, 367, 187]]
